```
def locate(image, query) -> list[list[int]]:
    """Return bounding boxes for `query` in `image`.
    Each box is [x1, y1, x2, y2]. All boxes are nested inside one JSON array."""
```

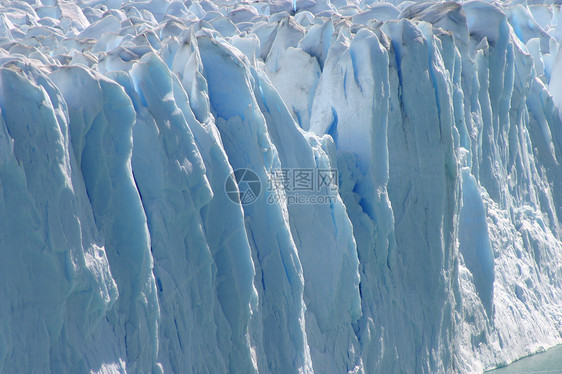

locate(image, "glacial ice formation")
[[1, 0, 562, 373]]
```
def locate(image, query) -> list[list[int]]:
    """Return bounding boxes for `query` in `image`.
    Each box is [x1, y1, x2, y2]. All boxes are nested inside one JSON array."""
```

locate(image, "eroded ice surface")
[[1, 0, 562, 373]]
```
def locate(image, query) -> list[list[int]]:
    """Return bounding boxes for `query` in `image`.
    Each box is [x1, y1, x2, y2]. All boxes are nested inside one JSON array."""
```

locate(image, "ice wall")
[[1, 0, 562, 373]]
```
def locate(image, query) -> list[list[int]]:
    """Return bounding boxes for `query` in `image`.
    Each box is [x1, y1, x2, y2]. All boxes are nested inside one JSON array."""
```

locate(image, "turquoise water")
[[486, 345, 562, 373]]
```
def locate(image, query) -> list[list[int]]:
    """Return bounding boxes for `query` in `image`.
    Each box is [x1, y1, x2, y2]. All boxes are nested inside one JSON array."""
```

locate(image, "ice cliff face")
[[1, 0, 562, 373]]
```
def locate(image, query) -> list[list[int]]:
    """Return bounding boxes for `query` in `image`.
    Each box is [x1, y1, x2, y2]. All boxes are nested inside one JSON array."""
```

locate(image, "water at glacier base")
[[487, 345, 562, 374]]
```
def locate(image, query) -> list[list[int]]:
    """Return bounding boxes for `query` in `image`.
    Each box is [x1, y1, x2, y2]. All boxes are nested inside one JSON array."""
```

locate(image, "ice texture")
[[1, 0, 562, 373]]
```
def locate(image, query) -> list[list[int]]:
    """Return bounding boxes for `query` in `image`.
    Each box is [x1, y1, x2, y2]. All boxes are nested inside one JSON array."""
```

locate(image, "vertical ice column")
[[383, 19, 460, 373], [0, 61, 120, 372], [251, 66, 362, 373], [50, 66, 162, 373], [198, 35, 313, 374]]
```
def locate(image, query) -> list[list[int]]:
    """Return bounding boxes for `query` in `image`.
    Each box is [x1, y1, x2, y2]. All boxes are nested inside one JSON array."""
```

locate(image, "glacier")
[[1, 0, 562, 373]]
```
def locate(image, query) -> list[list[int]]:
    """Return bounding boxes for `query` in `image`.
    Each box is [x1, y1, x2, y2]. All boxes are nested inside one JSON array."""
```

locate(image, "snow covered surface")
[[1, 0, 562, 373]]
